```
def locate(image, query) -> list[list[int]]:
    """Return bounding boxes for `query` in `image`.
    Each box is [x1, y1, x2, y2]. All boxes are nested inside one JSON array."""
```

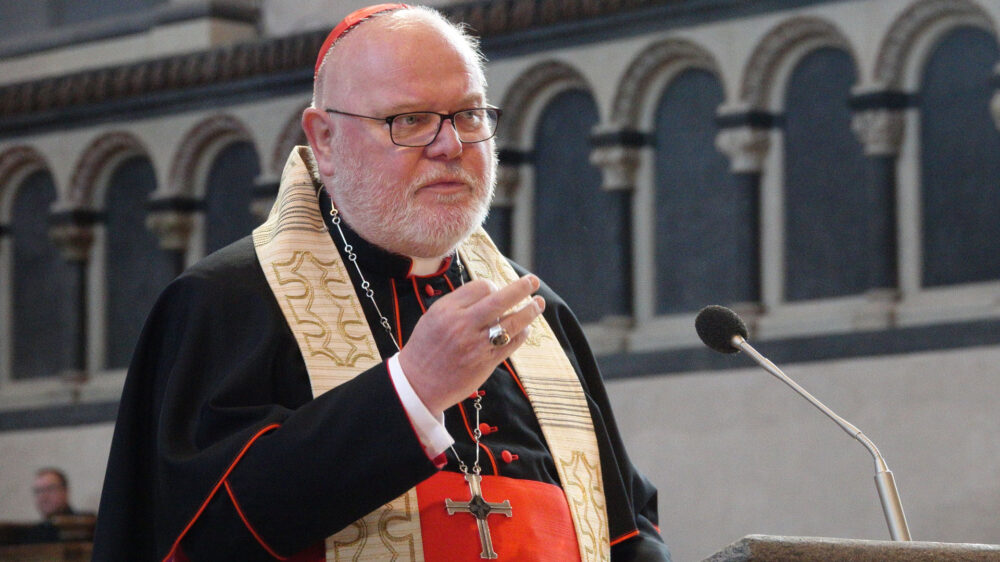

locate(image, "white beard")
[[326, 149, 497, 259]]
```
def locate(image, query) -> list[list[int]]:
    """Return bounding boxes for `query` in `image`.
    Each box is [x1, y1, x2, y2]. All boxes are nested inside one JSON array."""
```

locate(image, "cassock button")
[[468, 390, 486, 400], [424, 284, 442, 297], [478, 423, 498, 436], [501, 450, 519, 464]]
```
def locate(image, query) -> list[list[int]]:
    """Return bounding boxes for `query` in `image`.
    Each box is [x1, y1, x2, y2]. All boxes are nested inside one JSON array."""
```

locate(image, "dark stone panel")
[[204, 141, 262, 254], [104, 157, 174, 369], [600, 318, 1000, 379], [52, 0, 165, 27], [498, 149, 532, 166], [483, 206, 512, 257], [0, 0, 254, 59], [784, 47, 886, 301], [715, 111, 782, 129], [920, 28, 1000, 287], [146, 196, 201, 212], [848, 91, 915, 111], [533, 89, 630, 322], [0, 2, 48, 39], [479, 0, 845, 59], [11, 171, 76, 380], [0, 401, 120, 432], [0, 67, 312, 141], [654, 69, 756, 314], [590, 129, 652, 148]]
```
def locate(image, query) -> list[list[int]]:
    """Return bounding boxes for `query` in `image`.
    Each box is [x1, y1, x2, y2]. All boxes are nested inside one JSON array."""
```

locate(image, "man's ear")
[[302, 107, 337, 177]]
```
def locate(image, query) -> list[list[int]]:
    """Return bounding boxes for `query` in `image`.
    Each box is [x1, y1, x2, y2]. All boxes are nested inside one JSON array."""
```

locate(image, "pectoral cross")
[[445, 473, 513, 559]]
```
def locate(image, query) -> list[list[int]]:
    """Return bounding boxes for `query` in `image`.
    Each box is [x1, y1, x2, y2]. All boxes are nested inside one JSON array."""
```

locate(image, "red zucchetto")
[[314, 3, 410, 76]]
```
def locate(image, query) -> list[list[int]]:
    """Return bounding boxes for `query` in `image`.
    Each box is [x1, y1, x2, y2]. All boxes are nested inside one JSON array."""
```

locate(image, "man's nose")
[[426, 118, 463, 159]]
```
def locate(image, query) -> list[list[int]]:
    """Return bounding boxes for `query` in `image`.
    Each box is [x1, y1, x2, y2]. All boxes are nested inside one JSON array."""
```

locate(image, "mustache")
[[412, 166, 485, 190]]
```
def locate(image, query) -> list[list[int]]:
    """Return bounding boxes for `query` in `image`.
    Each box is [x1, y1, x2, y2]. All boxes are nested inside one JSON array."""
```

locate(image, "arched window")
[[104, 156, 173, 369], [920, 28, 1000, 287], [11, 171, 75, 379], [204, 141, 261, 254], [783, 47, 880, 301], [532, 89, 630, 322], [654, 69, 754, 314]]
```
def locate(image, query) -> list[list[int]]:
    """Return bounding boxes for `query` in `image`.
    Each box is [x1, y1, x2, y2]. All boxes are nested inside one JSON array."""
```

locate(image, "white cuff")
[[388, 353, 454, 457]]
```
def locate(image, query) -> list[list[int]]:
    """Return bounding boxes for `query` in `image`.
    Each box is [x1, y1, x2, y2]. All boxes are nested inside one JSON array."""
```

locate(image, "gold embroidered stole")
[[252, 147, 610, 561]]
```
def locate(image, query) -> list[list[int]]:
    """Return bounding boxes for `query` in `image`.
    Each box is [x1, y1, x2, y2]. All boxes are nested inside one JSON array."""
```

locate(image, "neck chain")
[[326, 204, 483, 475]]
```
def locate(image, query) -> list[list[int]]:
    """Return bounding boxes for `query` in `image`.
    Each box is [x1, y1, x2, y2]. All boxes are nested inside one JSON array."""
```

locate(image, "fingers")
[[490, 295, 545, 350], [443, 278, 497, 307], [468, 274, 541, 321]]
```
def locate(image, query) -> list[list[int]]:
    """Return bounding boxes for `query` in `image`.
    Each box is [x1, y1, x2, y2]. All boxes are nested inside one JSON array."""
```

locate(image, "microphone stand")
[[732, 334, 912, 541]]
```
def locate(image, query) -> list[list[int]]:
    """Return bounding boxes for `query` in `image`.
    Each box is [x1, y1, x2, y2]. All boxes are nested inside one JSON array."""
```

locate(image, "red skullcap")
[[314, 3, 410, 75]]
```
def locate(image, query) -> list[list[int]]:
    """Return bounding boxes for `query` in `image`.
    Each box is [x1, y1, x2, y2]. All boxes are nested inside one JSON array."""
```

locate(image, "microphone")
[[695, 305, 911, 541]]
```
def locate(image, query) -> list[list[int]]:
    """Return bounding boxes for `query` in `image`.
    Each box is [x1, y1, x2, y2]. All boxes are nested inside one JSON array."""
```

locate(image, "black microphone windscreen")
[[695, 305, 748, 354]]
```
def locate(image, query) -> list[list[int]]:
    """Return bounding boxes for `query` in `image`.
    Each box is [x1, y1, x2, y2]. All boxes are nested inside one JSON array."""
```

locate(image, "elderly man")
[[93, 4, 670, 561]]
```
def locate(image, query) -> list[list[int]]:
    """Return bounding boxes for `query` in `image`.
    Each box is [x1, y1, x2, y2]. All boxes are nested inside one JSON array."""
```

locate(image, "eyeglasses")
[[33, 484, 64, 495], [324, 107, 502, 147]]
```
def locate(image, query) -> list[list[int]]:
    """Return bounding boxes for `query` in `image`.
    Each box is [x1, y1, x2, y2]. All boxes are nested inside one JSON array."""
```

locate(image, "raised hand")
[[398, 274, 545, 415]]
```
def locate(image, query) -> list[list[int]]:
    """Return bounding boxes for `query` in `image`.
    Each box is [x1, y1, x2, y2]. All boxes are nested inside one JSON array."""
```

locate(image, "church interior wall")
[[0, 343, 997, 561], [608, 343, 1000, 561], [0, 0, 998, 558]]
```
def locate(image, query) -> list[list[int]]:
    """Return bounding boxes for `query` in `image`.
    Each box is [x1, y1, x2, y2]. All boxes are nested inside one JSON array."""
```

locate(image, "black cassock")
[[93, 191, 671, 561]]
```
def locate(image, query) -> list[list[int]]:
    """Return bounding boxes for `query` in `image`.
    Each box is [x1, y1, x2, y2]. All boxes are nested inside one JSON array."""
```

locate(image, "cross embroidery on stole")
[[444, 473, 513, 559]]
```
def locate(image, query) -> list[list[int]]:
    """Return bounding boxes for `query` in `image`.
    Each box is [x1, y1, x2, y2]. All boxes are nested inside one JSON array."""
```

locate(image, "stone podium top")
[[705, 534, 1000, 561]]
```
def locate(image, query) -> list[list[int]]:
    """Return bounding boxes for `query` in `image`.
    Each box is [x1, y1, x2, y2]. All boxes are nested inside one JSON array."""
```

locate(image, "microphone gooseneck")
[[695, 305, 912, 542]]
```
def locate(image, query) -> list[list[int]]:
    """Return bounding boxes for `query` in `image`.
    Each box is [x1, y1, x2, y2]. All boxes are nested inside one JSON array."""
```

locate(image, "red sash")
[[416, 471, 582, 561]]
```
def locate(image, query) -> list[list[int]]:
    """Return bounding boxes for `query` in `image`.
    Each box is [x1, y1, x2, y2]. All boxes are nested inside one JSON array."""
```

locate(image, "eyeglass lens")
[[391, 109, 498, 147]]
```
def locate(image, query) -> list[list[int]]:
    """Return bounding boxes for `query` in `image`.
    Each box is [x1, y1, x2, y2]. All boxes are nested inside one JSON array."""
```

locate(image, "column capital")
[[494, 162, 519, 206], [48, 210, 100, 262], [495, 148, 531, 206], [146, 196, 200, 251], [146, 211, 196, 252], [848, 89, 913, 157], [715, 126, 771, 174], [588, 144, 642, 192], [588, 126, 651, 192], [251, 177, 280, 223], [851, 108, 906, 157]]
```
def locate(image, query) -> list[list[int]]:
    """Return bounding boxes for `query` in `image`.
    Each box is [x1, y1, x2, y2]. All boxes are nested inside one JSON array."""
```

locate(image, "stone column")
[[589, 126, 650, 319], [146, 196, 199, 276], [48, 210, 99, 383], [851, 97, 907, 291], [494, 148, 531, 257], [991, 72, 1000, 132], [251, 175, 279, 223], [0, 223, 8, 381], [715, 123, 770, 306]]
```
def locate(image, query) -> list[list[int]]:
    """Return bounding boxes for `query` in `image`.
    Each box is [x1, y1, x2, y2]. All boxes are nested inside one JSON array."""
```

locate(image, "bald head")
[[312, 6, 486, 109], [300, 4, 497, 260]]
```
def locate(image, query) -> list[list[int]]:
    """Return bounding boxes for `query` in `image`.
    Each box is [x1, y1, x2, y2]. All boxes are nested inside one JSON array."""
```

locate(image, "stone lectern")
[[704, 534, 1000, 561]]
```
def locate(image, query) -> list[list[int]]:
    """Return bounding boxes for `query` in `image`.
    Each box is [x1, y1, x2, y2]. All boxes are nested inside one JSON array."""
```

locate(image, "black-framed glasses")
[[324, 107, 502, 147]]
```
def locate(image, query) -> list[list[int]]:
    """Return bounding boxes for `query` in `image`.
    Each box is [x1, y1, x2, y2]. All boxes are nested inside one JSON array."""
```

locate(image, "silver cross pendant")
[[444, 473, 513, 559]]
